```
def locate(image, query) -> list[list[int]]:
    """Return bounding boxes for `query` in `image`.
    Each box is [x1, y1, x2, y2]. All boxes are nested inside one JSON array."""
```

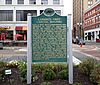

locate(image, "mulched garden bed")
[[0, 67, 94, 85]]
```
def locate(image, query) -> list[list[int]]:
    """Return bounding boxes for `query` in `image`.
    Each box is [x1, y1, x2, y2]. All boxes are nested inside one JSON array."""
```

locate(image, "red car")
[[96, 39, 100, 43]]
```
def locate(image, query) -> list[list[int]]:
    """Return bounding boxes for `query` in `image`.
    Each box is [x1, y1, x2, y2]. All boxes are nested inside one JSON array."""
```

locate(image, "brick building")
[[84, 1, 100, 42], [73, 0, 98, 40]]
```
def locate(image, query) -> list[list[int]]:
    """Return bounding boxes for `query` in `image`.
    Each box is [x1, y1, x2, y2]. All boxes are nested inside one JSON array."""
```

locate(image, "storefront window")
[[16, 30, 27, 41], [88, 32, 91, 40], [0, 30, 13, 40]]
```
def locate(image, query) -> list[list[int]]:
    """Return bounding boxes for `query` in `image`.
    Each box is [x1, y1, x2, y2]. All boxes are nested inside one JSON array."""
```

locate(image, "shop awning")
[[15, 34, 23, 37], [0, 26, 10, 30], [15, 26, 23, 30], [15, 34, 23, 40], [23, 26, 27, 30]]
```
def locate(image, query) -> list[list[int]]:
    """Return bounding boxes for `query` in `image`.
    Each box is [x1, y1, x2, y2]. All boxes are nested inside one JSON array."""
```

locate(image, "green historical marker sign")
[[31, 8, 67, 62]]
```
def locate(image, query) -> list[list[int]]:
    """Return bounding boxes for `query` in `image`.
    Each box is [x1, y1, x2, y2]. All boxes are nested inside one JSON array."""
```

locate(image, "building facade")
[[84, 0, 100, 42], [0, 0, 64, 46], [73, 0, 98, 40]]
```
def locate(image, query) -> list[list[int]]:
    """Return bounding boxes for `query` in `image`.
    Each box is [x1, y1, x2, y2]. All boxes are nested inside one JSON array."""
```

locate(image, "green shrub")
[[32, 69, 37, 82], [0, 62, 7, 68], [43, 69, 56, 80], [32, 75, 38, 82], [0, 68, 6, 82], [17, 61, 27, 82], [32, 64, 45, 73], [58, 69, 68, 79], [73, 82, 82, 85], [20, 68, 27, 82], [90, 64, 100, 84], [7, 60, 18, 68], [41, 82, 53, 85], [53, 63, 67, 73], [0, 62, 7, 82], [18, 61, 27, 71], [44, 63, 67, 73], [79, 59, 97, 76], [98, 82, 100, 85], [32, 63, 67, 74], [44, 63, 55, 71]]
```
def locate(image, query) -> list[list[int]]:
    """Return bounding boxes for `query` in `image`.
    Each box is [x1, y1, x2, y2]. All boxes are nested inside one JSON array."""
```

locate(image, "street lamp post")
[[77, 23, 82, 39]]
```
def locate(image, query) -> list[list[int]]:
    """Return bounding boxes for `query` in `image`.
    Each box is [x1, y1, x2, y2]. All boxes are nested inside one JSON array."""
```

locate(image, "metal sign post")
[[27, 13, 32, 84], [67, 14, 73, 84]]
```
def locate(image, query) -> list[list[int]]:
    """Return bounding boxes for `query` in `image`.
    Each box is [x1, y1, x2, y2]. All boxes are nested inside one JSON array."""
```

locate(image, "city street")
[[0, 42, 100, 63], [73, 42, 100, 61], [0, 47, 27, 62]]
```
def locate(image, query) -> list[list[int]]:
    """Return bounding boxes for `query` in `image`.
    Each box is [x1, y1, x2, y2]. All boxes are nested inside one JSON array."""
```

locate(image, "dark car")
[[0, 42, 3, 49]]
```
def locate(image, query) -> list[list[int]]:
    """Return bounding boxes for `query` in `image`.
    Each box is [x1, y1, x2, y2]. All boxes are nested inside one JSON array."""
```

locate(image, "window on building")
[[16, 10, 37, 21], [29, 0, 36, 4], [16, 30, 27, 41], [88, 0, 93, 7], [0, 10, 13, 21], [40, 10, 44, 14], [53, 0, 60, 4], [92, 32, 94, 40], [17, 0, 24, 4], [96, 24, 99, 28], [88, 32, 91, 40], [5, 0, 12, 4], [85, 33, 87, 40], [5, 31, 13, 40], [88, 1, 93, 4], [0, 30, 13, 41], [41, 0, 48, 4], [99, 15, 100, 21]]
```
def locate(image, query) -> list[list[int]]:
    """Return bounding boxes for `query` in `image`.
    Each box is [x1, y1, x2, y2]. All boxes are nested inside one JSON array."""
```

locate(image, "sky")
[[63, 0, 73, 15]]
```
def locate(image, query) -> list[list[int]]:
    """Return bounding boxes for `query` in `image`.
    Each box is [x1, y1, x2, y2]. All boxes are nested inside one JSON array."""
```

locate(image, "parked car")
[[96, 38, 100, 43], [72, 38, 79, 44], [0, 42, 3, 49]]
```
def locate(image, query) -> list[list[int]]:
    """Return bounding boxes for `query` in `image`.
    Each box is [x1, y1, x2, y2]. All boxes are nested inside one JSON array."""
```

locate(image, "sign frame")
[[31, 8, 67, 62], [27, 9, 73, 84]]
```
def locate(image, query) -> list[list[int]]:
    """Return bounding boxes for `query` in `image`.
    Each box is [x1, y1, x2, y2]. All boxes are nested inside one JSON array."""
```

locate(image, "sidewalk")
[[3, 47, 26, 50], [72, 44, 96, 51], [73, 44, 100, 61]]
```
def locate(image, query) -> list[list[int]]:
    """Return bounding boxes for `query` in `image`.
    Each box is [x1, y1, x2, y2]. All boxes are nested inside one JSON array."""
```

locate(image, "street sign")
[[31, 8, 67, 62], [27, 9, 73, 84], [5, 69, 11, 75]]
